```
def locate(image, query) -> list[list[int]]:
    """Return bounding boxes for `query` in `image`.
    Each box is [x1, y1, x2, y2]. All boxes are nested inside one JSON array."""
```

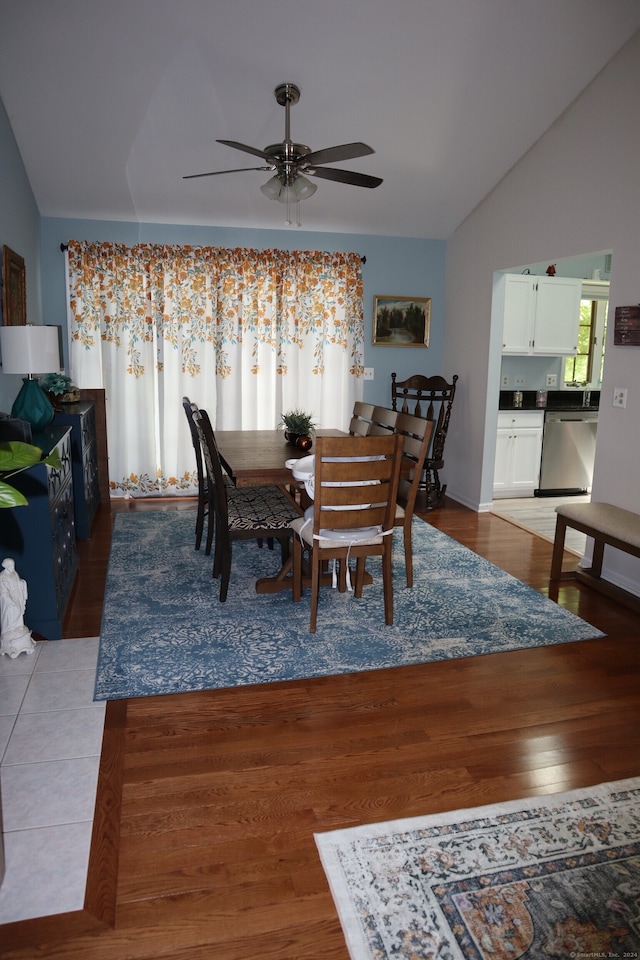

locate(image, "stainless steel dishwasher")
[[535, 409, 598, 496]]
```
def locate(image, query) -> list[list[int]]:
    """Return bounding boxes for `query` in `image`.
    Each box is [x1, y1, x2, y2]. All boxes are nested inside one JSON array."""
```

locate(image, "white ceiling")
[[1, 0, 639, 239]]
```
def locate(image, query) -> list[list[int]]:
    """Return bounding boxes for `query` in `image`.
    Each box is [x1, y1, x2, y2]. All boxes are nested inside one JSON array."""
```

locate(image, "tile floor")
[[0, 636, 104, 923], [491, 494, 590, 555]]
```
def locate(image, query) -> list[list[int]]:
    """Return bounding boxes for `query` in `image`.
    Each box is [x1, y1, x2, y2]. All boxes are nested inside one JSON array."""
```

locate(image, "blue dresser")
[[0, 426, 78, 640], [53, 401, 100, 538]]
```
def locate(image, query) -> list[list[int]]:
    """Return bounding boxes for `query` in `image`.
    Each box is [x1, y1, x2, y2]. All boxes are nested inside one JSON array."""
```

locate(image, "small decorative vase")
[[296, 435, 313, 452], [46, 391, 62, 412], [284, 431, 300, 446]]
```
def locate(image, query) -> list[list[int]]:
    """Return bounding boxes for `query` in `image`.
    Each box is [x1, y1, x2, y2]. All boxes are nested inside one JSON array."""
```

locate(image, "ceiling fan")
[[184, 83, 382, 220]]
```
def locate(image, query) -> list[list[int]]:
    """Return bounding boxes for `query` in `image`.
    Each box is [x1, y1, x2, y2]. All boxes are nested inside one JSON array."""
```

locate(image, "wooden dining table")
[[215, 428, 346, 488], [214, 428, 348, 594]]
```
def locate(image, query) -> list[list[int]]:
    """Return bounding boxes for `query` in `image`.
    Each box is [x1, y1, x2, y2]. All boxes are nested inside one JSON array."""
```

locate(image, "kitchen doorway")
[[491, 254, 610, 540]]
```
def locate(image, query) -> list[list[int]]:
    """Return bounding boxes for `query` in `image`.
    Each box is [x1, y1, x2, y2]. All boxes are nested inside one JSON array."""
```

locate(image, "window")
[[563, 282, 608, 387]]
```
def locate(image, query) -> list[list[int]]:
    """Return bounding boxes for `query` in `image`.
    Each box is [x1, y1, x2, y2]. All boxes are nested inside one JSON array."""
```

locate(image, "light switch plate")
[[363, 367, 374, 381]]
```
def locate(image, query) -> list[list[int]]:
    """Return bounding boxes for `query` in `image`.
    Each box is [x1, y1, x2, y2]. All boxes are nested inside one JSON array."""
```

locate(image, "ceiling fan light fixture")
[[260, 173, 317, 204], [291, 175, 317, 201], [260, 175, 283, 201], [277, 184, 296, 205]]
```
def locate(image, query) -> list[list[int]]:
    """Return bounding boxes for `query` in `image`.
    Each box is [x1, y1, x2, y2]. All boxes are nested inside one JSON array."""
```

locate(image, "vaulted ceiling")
[[1, 0, 638, 238]]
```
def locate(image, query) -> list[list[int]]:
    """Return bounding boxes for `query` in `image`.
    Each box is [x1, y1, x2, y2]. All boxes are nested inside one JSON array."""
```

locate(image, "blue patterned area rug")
[[95, 510, 604, 701], [315, 777, 640, 960]]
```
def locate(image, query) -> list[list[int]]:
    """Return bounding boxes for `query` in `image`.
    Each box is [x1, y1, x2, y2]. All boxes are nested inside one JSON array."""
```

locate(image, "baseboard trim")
[[575, 568, 640, 615]]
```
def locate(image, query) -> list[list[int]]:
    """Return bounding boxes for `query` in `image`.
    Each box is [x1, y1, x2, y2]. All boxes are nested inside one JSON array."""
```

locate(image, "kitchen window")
[[563, 281, 608, 388]]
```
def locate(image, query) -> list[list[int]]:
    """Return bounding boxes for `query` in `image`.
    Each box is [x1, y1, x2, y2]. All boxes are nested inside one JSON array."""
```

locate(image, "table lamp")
[[0, 325, 61, 430]]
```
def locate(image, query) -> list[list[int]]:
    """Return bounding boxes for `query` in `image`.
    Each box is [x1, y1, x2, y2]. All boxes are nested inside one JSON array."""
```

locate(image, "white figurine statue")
[[0, 558, 36, 658]]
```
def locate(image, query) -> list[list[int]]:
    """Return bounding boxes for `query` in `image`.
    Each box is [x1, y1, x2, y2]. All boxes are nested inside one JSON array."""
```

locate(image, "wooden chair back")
[[312, 434, 402, 535], [194, 407, 298, 601], [366, 405, 398, 436], [193, 405, 230, 542], [182, 396, 209, 552], [393, 412, 435, 586], [390, 372, 458, 508], [349, 401, 375, 436], [291, 433, 402, 632]]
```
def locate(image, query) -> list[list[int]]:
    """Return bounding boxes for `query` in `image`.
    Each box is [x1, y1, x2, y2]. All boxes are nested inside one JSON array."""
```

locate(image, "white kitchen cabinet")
[[493, 411, 544, 498], [498, 274, 582, 355]]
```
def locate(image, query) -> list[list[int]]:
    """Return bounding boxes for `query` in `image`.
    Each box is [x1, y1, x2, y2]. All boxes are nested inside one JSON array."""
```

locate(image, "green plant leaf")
[[43, 448, 63, 470], [0, 440, 61, 473], [280, 409, 316, 433], [0, 480, 28, 508], [0, 441, 62, 507], [0, 441, 46, 471]]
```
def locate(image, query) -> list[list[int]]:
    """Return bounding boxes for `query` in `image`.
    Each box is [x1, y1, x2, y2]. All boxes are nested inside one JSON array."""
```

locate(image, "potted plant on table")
[[280, 409, 316, 450], [40, 372, 80, 409]]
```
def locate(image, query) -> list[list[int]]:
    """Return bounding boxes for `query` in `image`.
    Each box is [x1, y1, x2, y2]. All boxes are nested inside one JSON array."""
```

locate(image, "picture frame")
[[2, 245, 27, 326], [613, 305, 640, 346], [372, 295, 431, 346]]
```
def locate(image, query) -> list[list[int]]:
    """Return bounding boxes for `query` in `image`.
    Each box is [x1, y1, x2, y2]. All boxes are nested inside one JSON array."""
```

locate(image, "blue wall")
[[40, 218, 446, 408]]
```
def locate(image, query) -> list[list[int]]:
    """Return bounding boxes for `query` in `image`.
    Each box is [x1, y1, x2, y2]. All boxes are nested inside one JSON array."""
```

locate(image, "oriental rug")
[[95, 510, 604, 701], [315, 777, 640, 960]]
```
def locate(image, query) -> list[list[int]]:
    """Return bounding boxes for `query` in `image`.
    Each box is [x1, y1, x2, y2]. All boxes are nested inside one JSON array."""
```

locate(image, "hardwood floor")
[[3, 497, 639, 959]]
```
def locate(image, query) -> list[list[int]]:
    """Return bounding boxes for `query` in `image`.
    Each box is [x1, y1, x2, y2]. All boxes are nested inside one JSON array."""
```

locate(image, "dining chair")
[[290, 433, 402, 633], [393, 412, 435, 587], [349, 401, 375, 436], [182, 396, 209, 551], [184, 397, 271, 558], [366, 405, 398, 436], [391, 372, 458, 509], [194, 407, 300, 602]]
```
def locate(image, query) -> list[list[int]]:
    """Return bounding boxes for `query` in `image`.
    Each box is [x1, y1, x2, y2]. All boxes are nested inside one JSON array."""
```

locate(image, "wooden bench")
[[550, 501, 640, 612]]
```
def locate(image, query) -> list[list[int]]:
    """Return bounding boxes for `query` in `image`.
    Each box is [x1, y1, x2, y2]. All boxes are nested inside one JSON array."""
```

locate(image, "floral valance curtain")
[[66, 241, 364, 497]]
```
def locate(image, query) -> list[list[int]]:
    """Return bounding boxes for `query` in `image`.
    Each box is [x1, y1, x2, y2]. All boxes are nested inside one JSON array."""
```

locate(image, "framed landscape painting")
[[373, 295, 430, 346]]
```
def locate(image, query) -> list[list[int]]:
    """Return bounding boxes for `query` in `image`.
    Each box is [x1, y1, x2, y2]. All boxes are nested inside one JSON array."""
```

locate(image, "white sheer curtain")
[[66, 241, 364, 497]]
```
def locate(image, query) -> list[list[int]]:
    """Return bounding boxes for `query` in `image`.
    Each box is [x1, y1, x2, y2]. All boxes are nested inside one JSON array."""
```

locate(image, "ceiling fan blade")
[[183, 165, 274, 180], [306, 166, 383, 189], [217, 139, 276, 162], [302, 142, 374, 167]]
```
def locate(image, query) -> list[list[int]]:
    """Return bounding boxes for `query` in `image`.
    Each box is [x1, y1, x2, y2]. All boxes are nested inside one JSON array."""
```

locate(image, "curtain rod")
[[60, 242, 365, 262]]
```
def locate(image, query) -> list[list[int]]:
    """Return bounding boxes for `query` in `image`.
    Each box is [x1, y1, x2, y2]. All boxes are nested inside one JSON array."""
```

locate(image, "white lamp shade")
[[0, 325, 61, 375]]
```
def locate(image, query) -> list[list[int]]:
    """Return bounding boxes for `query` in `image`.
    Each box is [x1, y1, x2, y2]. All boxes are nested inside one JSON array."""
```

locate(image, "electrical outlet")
[[363, 367, 374, 381], [514, 376, 525, 387], [613, 386, 627, 408], [502, 375, 509, 387], [546, 374, 557, 387]]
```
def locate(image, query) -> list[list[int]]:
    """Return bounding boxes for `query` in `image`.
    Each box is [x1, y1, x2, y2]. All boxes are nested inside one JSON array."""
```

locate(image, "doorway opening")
[[490, 253, 611, 549]]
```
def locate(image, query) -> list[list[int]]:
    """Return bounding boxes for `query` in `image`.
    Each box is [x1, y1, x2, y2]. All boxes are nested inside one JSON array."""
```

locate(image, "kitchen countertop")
[[499, 389, 600, 413]]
